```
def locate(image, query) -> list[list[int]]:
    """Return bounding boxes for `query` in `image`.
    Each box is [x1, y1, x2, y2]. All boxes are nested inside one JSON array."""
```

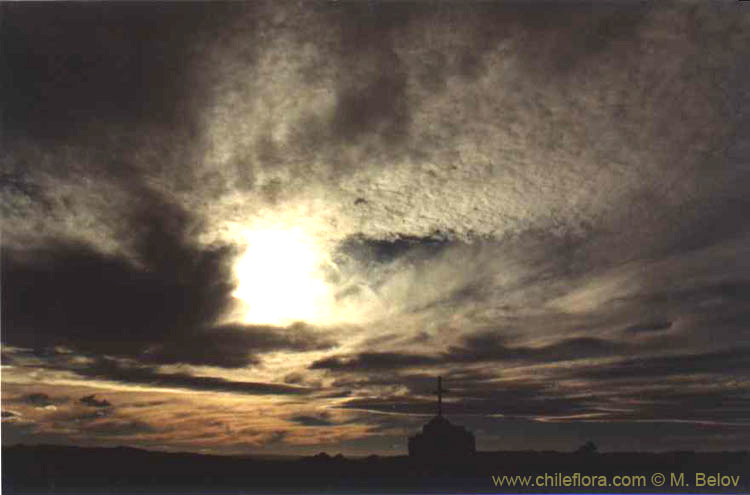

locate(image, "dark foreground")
[[3, 445, 749, 494]]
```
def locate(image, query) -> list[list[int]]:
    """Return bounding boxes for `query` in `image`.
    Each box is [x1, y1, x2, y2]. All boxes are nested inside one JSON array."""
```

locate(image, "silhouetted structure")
[[408, 376, 476, 460]]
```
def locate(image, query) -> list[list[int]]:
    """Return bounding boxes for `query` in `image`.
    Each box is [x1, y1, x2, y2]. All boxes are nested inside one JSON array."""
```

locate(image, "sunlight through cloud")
[[233, 227, 331, 325]]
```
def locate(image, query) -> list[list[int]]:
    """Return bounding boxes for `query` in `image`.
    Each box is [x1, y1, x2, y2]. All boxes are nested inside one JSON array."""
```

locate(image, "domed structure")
[[408, 377, 476, 460]]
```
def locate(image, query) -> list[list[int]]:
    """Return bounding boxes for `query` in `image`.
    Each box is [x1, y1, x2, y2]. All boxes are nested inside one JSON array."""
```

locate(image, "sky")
[[2, 0, 749, 456]]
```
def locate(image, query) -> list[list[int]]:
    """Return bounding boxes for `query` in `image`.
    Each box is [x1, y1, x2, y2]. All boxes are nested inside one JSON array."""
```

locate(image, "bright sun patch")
[[232, 228, 331, 326]]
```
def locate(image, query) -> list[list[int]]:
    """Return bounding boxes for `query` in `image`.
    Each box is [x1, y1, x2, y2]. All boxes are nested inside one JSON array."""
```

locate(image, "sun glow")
[[232, 228, 332, 326]]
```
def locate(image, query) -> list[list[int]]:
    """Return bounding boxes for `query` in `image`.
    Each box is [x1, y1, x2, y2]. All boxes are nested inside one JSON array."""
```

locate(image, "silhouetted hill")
[[3, 444, 748, 493]]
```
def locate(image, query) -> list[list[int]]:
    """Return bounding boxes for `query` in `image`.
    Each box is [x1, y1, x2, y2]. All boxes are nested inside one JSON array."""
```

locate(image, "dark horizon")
[[4, 443, 749, 494]]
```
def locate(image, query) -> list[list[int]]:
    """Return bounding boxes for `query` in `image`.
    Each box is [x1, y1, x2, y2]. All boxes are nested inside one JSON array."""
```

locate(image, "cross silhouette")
[[436, 376, 447, 417]]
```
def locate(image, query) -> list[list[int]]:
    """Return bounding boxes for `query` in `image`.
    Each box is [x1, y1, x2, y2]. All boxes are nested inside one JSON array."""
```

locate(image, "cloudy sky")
[[2, 1, 749, 456]]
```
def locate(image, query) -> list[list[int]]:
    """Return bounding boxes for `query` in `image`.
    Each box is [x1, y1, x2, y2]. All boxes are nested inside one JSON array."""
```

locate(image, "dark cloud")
[[22, 393, 54, 408], [74, 359, 313, 396], [330, 58, 409, 145], [624, 320, 673, 335], [336, 234, 451, 265], [448, 334, 631, 364], [1, 196, 232, 362], [142, 323, 334, 369], [79, 395, 111, 408], [310, 352, 438, 371], [326, 3, 415, 146], [1, 1, 239, 141], [572, 347, 750, 381], [1, 188, 333, 369], [19, 393, 66, 408], [496, 2, 650, 79], [312, 335, 633, 372], [603, 387, 750, 424], [288, 413, 336, 427]]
